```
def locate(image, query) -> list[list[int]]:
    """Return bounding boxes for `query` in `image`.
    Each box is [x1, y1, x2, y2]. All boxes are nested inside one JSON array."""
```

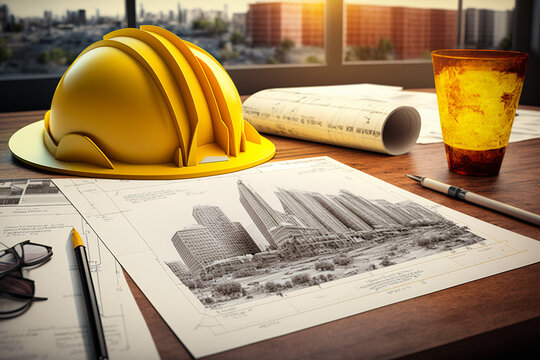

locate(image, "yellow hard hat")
[[9, 25, 275, 179]]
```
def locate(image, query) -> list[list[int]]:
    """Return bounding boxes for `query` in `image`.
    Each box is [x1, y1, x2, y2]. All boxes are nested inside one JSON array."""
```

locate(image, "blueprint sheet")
[[0, 179, 159, 359], [54, 157, 540, 358], [243, 84, 421, 155]]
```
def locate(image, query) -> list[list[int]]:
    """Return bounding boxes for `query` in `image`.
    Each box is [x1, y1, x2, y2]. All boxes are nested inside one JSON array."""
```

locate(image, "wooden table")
[[1, 110, 539, 359]]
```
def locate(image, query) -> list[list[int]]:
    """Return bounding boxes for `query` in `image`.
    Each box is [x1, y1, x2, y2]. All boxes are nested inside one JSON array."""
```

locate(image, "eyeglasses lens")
[[21, 243, 51, 265], [0, 251, 18, 274]]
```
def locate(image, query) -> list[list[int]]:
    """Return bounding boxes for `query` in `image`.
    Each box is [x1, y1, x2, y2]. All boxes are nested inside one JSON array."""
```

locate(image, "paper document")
[[54, 157, 540, 358], [243, 84, 540, 149], [243, 84, 421, 155], [0, 179, 159, 360]]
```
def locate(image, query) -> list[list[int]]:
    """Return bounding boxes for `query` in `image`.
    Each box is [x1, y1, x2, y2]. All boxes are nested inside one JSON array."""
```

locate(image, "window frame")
[[229, 0, 435, 94], [0, 0, 441, 112]]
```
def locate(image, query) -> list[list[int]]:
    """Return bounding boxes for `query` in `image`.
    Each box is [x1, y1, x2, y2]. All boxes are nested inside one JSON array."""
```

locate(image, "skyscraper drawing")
[[309, 192, 371, 231], [165, 260, 190, 282], [238, 180, 282, 248], [164, 179, 483, 308], [171, 225, 224, 273], [237, 181, 445, 257], [171, 204, 259, 273], [193, 205, 260, 256], [239, 182, 365, 254], [277, 189, 350, 234], [171, 180, 449, 274], [336, 190, 400, 229]]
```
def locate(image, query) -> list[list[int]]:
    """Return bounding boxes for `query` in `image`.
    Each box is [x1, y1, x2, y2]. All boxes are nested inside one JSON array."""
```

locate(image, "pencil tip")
[[406, 174, 422, 182], [71, 227, 84, 249]]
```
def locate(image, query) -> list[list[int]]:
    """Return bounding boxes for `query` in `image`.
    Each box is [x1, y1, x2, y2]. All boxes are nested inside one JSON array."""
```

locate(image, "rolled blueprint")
[[243, 86, 421, 155]]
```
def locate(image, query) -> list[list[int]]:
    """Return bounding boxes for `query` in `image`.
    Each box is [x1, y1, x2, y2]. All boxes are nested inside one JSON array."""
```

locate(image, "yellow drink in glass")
[[432, 49, 528, 176]]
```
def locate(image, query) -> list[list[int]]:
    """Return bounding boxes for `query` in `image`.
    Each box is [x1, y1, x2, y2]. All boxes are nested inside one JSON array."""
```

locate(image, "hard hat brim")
[[9, 120, 276, 179]]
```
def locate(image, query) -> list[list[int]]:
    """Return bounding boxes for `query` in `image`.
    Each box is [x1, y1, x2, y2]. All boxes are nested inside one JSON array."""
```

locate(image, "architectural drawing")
[[53, 157, 540, 358], [168, 180, 483, 307], [0, 179, 158, 359], [0, 179, 64, 205], [171, 205, 260, 273]]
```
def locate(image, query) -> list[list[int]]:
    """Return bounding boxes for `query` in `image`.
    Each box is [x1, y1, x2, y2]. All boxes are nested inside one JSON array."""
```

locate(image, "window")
[[344, 1, 459, 61], [461, 0, 515, 50], [136, 0, 325, 66], [0, 0, 526, 111], [343, 0, 515, 62], [0, 0, 125, 77]]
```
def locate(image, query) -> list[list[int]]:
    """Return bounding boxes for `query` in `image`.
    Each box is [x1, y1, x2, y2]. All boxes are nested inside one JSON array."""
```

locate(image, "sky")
[[2, 0, 515, 18]]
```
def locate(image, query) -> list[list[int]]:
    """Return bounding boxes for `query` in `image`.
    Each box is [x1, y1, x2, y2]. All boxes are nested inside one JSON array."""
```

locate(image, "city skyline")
[[1, 0, 514, 18], [0, 1, 515, 75]]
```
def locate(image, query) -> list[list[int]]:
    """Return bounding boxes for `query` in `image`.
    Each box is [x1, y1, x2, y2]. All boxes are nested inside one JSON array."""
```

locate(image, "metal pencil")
[[406, 175, 540, 226]]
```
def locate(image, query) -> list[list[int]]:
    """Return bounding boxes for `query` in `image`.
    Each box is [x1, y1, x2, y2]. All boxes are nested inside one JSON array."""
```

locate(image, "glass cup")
[[432, 49, 528, 176]]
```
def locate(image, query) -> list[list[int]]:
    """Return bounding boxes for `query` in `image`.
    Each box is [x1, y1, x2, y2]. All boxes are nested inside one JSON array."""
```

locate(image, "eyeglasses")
[[0, 241, 53, 319], [0, 240, 53, 276]]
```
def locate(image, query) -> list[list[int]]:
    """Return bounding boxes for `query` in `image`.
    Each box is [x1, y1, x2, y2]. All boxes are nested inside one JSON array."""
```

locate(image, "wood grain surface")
[[1, 109, 539, 360]]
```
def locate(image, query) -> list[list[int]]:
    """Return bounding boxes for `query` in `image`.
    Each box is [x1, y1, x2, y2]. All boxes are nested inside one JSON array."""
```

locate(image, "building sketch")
[[167, 180, 484, 307], [0, 179, 62, 205], [171, 205, 260, 273], [171, 225, 223, 273], [192, 205, 260, 257], [0, 179, 25, 205], [239, 181, 448, 257], [165, 260, 191, 283]]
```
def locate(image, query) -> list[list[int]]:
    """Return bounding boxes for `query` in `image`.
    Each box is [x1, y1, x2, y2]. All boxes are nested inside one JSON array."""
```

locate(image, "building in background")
[[345, 4, 458, 59], [464, 8, 512, 49], [65, 9, 86, 26], [429, 9, 458, 52], [246, 1, 324, 47], [301, 1, 324, 47], [0, 4, 10, 31], [0, 1, 516, 77], [231, 12, 246, 34], [346, 4, 392, 51]]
